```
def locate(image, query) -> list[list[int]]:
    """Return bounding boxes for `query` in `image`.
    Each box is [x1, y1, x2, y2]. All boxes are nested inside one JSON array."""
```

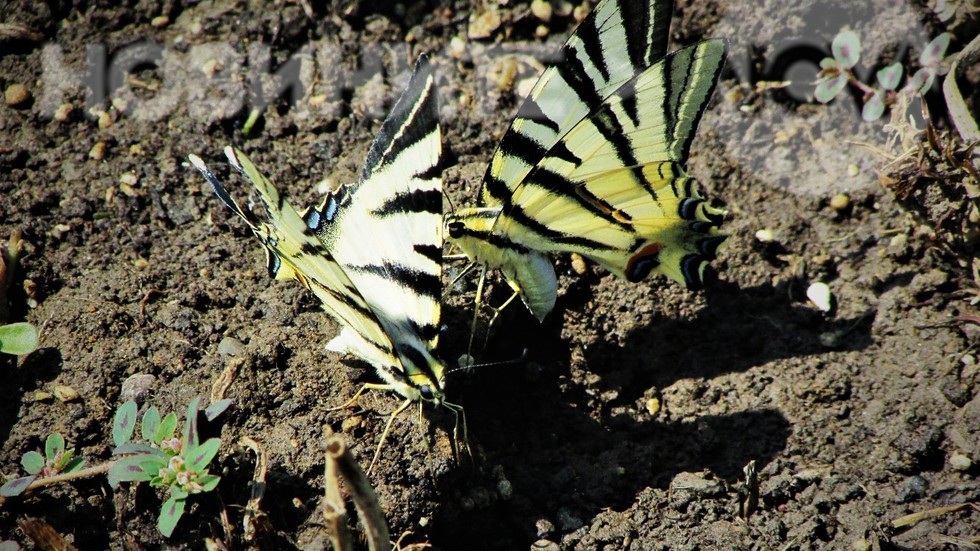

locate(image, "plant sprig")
[[814, 29, 953, 121]]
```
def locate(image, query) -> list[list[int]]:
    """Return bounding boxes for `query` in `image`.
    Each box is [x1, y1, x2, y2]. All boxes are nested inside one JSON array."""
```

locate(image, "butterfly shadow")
[[429, 272, 872, 548]]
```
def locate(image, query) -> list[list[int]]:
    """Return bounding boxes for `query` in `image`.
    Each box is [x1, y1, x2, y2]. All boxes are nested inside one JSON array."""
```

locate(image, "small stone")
[[949, 453, 972, 471], [645, 396, 661, 416], [89, 141, 106, 161], [829, 193, 850, 211], [807, 282, 833, 312], [340, 415, 362, 432], [468, 9, 501, 39], [217, 336, 245, 357], [530, 0, 553, 22], [33, 390, 54, 402], [531, 539, 560, 551], [53, 102, 73, 121], [755, 228, 776, 243], [896, 475, 928, 503], [150, 15, 170, 27], [119, 172, 139, 186], [96, 110, 113, 129], [535, 518, 555, 538], [570, 253, 587, 275], [535, 24, 549, 39], [53, 384, 80, 402], [201, 58, 222, 78], [4, 83, 30, 106], [851, 538, 870, 551], [572, 4, 590, 21], [497, 477, 513, 500], [133, 257, 149, 269], [448, 35, 467, 59], [120, 373, 156, 404], [487, 57, 519, 92], [847, 164, 859, 177]]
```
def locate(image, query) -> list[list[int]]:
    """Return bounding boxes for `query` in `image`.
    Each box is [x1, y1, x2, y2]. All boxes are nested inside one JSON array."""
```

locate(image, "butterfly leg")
[[482, 289, 521, 350], [467, 264, 490, 356], [367, 397, 414, 475], [327, 382, 395, 412], [443, 260, 476, 300]]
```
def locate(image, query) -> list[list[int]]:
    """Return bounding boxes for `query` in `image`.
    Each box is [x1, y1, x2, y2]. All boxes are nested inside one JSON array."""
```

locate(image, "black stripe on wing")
[[362, 54, 438, 179], [346, 262, 442, 302]]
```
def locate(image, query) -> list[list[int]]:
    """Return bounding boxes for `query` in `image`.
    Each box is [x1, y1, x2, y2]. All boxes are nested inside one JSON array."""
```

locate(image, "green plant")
[[0, 433, 85, 497], [108, 397, 226, 537], [814, 29, 953, 121], [0, 322, 38, 355]]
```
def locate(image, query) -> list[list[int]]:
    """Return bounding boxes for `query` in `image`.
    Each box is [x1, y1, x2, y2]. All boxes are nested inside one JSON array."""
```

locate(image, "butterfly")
[[189, 55, 455, 470], [445, 0, 727, 323]]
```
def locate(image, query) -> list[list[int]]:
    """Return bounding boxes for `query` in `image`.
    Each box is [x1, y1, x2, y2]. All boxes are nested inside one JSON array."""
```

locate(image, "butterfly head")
[[396, 344, 448, 405]]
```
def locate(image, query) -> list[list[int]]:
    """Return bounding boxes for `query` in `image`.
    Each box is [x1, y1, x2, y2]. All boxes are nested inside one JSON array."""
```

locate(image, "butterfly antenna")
[[447, 347, 528, 377]]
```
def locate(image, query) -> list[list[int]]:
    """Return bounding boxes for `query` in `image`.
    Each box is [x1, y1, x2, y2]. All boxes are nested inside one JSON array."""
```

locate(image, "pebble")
[[807, 282, 833, 312], [53, 384, 80, 402], [570, 253, 587, 275], [468, 9, 501, 39], [830, 193, 850, 211], [217, 336, 245, 357], [535, 518, 555, 538], [896, 475, 928, 503], [645, 396, 661, 416], [531, 540, 560, 551], [120, 373, 156, 404], [340, 416, 362, 432], [53, 102, 73, 121], [89, 141, 106, 161], [669, 471, 725, 510], [4, 83, 30, 106], [949, 453, 972, 471], [754, 228, 776, 243], [33, 390, 54, 402], [150, 15, 169, 27], [535, 24, 549, 39], [531, 0, 553, 21]]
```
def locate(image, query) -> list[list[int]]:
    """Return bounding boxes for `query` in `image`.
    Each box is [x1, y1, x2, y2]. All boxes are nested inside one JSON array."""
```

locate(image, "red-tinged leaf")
[[204, 399, 232, 421], [158, 495, 185, 537], [141, 407, 161, 442], [186, 438, 221, 471], [832, 30, 861, 68], [113, 401, 138, 447], [108, 456, 155, 487], [1, 476, 36, 497]]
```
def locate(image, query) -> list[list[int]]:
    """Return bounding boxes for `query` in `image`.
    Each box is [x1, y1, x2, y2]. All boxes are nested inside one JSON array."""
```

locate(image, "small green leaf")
[[920, 32, 951, 66], [815, 73, 849, 103], [910, 67, 936, 94], [204, 399, 232, 421], [877, 63, 903, 90], [113, 401, 138, 446], [155, 413, 178, 445], [862, 90, 886, 121], [141, 407, 161, 442], [183, 397, 201, 449], [21, 451, 44, 474], [158, 494, 186, 537], [54, 448, 74, 471], [0, 476, 36, 497], [832, 30, 861, 68], [62, 457, 85, 473], [108, 456, 158, 487], [0, 323, 39, 356], [45, 433, 65, 459], [113, 442, 165, 456], [819, 57, 838, 70], [197, 474, 221, 493], [186, 438, 221, 471]]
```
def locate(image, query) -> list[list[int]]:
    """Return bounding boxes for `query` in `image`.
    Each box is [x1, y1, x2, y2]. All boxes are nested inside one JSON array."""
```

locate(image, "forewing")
[[495, 40, 727, 286], [189, 150, 400, 369], [311, 55, 444, 351], [481, 0, 674, 206]]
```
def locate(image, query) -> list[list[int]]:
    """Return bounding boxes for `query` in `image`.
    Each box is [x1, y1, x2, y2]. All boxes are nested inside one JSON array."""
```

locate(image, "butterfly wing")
[[190, 55, 445, 399], [306, 55, 446, 391], [189, 148, 400, 371], [479, 0, 675, 208], [494, 40, 727, 286]]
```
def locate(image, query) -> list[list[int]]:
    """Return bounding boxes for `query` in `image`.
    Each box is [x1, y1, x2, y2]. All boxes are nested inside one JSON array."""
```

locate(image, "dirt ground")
[[1, 0, 978, 549]]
